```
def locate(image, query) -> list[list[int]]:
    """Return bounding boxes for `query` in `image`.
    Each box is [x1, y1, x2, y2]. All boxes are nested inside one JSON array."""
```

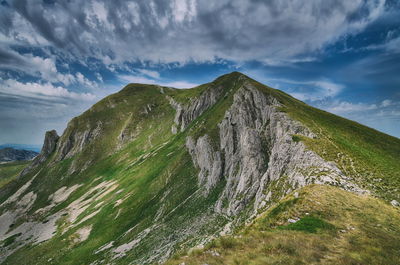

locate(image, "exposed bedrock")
[[186, 82, 366, 216], [168, 83, 225, 133], [21, 130, 59, 176]]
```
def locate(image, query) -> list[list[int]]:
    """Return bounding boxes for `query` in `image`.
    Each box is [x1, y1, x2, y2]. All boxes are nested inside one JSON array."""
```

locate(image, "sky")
[[0, 0, 399, 146]]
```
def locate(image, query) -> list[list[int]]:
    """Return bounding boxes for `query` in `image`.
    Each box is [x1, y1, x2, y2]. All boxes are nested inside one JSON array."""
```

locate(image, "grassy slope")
[[167, 184, 400, 265], [0, 78, 240, 265], [0, 161, 30, 189]]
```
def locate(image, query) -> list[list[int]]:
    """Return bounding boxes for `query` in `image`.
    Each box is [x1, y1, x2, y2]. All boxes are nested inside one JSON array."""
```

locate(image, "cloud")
[[268, 78, 344, 101], [137, 69, 160, 79], [0, 46, 99, 88], [313, 99, 400, 137], [362, 32, 400, 53], [0, 78, 98, 144], [0, 79, 96, 102], [0, 0, 388, 65], [118, 74, 198, 89], [322, 100, 378, 114], [381, 99, 393, 107]]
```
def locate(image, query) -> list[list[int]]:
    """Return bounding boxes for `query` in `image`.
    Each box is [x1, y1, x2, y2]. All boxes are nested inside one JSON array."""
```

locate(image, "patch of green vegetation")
[[278, 216, 335, 233], [166, 83, 210, 104], [291, 134, 302, 142], [2, 233, 22, 247], [218, 236, 238, 249], [268, 198, 299, 219], [0, 161, 30, 189]]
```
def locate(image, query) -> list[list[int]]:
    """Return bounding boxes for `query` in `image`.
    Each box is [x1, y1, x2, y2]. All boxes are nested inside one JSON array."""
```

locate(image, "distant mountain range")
[[0, 144, 41, 153], [0, 147, 38, 162]]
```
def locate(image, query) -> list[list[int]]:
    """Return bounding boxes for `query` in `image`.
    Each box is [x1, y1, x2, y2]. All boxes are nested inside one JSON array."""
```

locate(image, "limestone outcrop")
[[186, 82, 366, 216], [20, 130, 59, 175]]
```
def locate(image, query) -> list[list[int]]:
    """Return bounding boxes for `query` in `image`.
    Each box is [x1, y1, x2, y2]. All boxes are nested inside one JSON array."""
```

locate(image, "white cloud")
[[268, 78, 344, 101], [316, 99, 400, 120], [322, 101, 378, 114], [0, 79, 96, 102], [118, 74, 198, 89], [0, 46, 99, 88], [137, 69, 160, 79], [381, 99, 393, 107], [95, 72, 103, 82], [312, 99, 400, 137], [0, 0, 388, 65], [171, 0, 197, 22], [160, 80, 199, 89], [118, 75, 156, 85]]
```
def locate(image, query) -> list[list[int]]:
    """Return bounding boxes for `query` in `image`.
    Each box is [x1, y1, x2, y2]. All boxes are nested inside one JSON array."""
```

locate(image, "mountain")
[[0, 72, 399, 264], [0, 144, 42, 153], [0, 148, 38, 162]]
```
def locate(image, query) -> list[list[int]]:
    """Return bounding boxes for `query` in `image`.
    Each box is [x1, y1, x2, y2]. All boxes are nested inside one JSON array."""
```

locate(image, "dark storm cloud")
[[1, 0, 387, 64], [0, 46, 27, 65]]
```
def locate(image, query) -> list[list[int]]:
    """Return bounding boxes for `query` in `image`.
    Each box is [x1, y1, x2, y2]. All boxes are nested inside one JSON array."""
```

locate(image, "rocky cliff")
[[20, 130, 59, 176], [185, 82, 366, 217]]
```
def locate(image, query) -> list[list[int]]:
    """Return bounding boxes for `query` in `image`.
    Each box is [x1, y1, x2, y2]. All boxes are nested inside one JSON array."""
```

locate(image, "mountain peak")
[[1, 73, 399, 264], [213, 71, 250, 83]]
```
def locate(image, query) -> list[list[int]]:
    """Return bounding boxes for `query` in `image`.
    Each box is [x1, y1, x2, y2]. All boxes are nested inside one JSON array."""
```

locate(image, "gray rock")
[[186, 80, 367, 216], [168, 83, 225, 132], [186, 135, 222, 194], [288, 218, 300, 223], [391, 200, 399, 207], [21, 130, 59, 176], [54, 121, 102, 161]]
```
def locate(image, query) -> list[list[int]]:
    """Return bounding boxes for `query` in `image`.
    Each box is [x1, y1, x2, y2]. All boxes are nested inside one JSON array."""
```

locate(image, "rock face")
[[0, 148, 38, 162], [186, 135, 223, 194], [54, 121, 102, 161], [186, 82, 366, 216], [20, 130, 59, 175], [39, 130, 59, 161], [168, 84, 225, 133]]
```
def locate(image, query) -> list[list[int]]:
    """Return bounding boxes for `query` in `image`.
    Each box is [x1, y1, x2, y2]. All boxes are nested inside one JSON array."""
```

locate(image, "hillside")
[[0, 161, 30, 189], [0, 148, 38, 162], [167, 184, 400, 265], [0, 72, 399, 264]]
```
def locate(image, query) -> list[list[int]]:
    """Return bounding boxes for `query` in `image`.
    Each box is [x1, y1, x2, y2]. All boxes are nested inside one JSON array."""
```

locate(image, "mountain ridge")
[[0, 148, 38, 163], [0, 72, 399, 264]]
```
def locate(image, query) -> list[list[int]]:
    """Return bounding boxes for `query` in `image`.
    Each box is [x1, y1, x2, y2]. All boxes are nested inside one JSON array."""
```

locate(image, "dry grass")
[[166, 185, 400, 265]]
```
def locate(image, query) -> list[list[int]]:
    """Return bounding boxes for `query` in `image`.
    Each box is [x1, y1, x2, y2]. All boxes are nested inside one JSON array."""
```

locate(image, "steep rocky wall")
[[20, 130, 59, 176], [186, 82, 367, 216], [54, 121, 102, 162], [168, 84, 225, 133]]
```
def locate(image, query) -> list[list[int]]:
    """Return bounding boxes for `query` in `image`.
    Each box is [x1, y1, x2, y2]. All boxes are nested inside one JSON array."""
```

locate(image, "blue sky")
[[0, 0, 399, 145]]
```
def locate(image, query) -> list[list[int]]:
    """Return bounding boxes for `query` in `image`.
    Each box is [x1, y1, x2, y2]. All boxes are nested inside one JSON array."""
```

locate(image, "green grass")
[[278, 216, 335, 233], [0, 81, 230, 265], [0, 161, 30, 188], [167, 185, 400, 265], [1, 233, 22, 247]]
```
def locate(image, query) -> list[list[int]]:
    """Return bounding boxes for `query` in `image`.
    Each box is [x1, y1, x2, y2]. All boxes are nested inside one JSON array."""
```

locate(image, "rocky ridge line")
[[21, 130, 59, 176], [185, 81, 367, 216]]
